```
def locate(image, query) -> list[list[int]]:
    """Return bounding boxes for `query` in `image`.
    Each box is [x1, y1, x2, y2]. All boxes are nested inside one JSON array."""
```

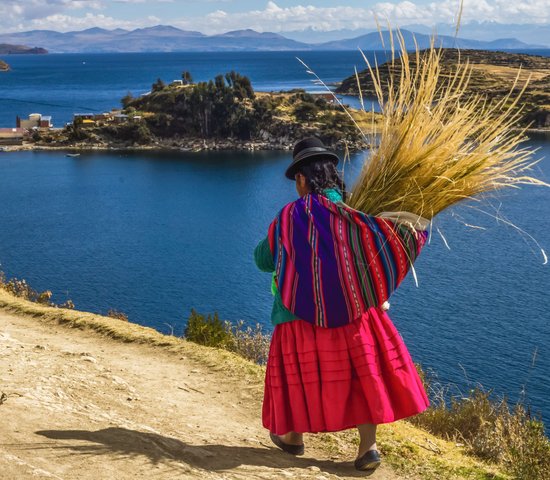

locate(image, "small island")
[[28, 71, 371, 151], [337, 49, 550, 129], [0, 59, 9, 71]]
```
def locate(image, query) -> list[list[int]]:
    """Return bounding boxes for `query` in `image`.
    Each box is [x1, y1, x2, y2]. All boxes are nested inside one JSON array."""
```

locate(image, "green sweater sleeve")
[[254, 236, 298, 326], [254, 237, 275, 273]]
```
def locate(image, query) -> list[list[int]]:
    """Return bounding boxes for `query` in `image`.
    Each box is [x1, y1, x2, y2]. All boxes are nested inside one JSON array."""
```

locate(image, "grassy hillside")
[[336, 49, 550, 128], [0, 287, 511, 479]]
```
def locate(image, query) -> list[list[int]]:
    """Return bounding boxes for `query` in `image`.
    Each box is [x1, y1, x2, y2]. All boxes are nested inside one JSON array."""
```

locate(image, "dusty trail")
[[0, 306, 402, 479]]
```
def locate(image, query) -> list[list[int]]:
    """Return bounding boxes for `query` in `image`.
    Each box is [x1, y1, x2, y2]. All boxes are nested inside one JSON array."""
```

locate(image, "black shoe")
[[354, 449, 381, 473], [269, 432, 305, 456]]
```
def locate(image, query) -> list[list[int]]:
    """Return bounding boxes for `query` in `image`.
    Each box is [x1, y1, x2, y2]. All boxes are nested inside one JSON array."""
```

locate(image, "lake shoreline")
[[0, 136, 373, 153], [3, 128, 548, 154]]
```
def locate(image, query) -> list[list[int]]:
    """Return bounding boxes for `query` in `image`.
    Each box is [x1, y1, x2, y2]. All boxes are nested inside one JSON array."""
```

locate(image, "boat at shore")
[[65, 153, 80, 157]]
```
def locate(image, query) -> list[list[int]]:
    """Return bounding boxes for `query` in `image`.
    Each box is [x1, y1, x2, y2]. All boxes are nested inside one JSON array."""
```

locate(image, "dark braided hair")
[[297, 157, 347, 201]]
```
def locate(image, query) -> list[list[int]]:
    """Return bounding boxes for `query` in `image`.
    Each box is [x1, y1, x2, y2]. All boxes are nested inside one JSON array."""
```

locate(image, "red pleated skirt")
[[262, 307, 429, 435]]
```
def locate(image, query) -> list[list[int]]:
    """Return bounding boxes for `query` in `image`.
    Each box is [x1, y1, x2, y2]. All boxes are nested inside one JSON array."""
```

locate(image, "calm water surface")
[[0, 136, 549, 421]]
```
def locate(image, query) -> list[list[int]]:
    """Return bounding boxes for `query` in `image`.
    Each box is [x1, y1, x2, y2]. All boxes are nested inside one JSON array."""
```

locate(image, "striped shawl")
[[267, 193, 428, 328]]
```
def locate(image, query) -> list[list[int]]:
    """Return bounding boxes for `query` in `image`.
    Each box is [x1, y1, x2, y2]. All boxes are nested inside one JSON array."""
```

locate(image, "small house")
[[73, 113, 96, 127], [39, 116, 52, 128], [0, 128, 25, 145], [17, 113, 52, 130], [114, 114, 129, 124], [312, 93, 337, 104], [74, 113, 95, 121], [93, 113, 112, 122]]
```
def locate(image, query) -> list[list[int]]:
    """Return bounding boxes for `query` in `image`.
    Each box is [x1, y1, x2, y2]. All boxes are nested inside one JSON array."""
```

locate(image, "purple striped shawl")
[[267, 193, 428, 328]]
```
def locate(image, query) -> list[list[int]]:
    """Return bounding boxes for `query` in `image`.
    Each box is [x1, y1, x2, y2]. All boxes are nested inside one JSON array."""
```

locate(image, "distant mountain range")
[[401, 22, 550, 48], [285, 22, 550, 48], [0, 26, 545, 54], [315, 30, 544, 51]]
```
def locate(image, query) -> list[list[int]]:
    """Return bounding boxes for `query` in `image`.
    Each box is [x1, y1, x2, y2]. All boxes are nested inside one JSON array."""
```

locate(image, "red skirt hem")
[[262, 308, 429, 435]]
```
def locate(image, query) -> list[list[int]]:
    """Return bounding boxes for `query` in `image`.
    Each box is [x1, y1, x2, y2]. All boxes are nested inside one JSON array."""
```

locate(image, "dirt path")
[[0, 308, 403, 480]]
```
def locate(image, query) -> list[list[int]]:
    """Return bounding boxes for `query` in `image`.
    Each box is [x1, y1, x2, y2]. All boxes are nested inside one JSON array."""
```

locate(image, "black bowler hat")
[[285, 137, 340, 180]]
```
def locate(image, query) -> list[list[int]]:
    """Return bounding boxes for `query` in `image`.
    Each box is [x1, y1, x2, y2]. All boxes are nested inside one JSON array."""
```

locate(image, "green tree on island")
[[121, 91, 134, 108], [181, 70, 193, 85], [151, 78, 166, 92]]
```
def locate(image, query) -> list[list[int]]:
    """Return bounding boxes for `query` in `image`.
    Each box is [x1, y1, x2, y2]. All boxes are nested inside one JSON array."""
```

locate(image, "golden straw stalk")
[[348, 31, 548, 219]]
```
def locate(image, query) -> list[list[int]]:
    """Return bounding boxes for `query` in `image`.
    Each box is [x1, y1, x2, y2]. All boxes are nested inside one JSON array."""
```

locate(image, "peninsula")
[[0, 44, 47, 54], [336, 49, 550, 128]]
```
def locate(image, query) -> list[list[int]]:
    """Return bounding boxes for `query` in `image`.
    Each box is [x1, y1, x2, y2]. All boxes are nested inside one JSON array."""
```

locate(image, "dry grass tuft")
[[348, 31, 548, 219], [107, 309, 129, 321], [412, 366, 550, 479], [0, 270, 74, 309]]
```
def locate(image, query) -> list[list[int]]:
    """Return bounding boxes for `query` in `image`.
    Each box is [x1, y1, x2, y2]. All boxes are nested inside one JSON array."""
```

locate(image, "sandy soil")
[[0, 308, 403, 480]]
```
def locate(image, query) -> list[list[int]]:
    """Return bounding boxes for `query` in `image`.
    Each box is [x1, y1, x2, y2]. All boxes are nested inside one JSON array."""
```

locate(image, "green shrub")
[[184, 310, 270, 364], [99, 122, 152, 144], [121, 91, 134, 108], [294, 102, 319, 121], [507, 418, 550, 479], [184, 309, 235, 349]]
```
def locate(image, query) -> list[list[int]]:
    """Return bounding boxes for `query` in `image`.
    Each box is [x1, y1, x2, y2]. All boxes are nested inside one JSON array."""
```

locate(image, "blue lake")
[[0, 140, 549, 423], [0, 51, 549, 422]]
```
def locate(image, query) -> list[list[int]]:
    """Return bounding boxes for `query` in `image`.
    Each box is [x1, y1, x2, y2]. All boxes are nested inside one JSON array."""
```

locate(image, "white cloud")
[[112, 0, 174, 3], [24, 13, 161, 31], [174, 1, 550, 34], [0, 1, 163, 32], [0, 1, 103, 27], [0, 1, 549, 34]]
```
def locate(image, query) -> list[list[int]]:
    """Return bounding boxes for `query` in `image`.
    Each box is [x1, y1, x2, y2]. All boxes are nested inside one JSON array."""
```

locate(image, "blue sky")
[[1, 1, 550, 34]]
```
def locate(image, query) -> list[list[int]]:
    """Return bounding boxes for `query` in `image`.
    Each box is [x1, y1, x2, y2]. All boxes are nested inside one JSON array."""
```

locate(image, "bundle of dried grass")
[[347, 31, 548, 219]]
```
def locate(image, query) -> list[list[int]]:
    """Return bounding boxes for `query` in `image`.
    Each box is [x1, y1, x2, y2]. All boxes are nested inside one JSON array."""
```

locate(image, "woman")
[[254, 137, 430, 473]]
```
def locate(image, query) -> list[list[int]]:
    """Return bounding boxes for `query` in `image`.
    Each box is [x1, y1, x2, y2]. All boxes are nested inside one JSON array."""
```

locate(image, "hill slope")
[[336, 49, 550, 128], [0, 289, 507, 479]]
